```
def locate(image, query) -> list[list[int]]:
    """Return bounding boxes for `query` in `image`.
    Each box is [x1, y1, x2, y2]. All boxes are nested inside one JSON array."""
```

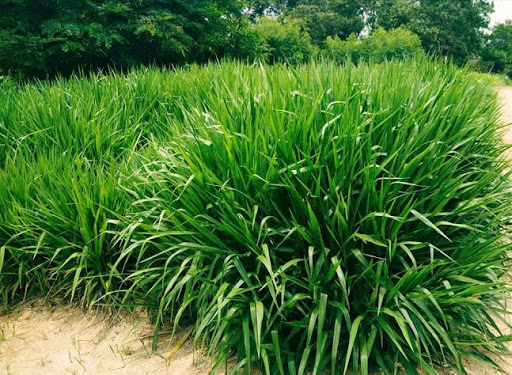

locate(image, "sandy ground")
[[499, 88, 512, 143], [1, 88, 512, 375], [0, 300, 222, 375]]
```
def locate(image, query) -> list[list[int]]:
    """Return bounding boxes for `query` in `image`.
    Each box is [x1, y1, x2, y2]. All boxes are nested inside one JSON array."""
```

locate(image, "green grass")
[[0, 58, 511, 374], [468, 71, 512, 87]]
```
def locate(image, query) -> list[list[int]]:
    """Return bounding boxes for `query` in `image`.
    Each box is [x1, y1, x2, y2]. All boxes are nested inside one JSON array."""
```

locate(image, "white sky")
[[491, 0, 512, 26]]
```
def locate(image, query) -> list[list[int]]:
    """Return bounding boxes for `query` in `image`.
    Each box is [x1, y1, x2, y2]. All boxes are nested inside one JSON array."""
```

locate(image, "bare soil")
[[0, 300, 220, 375], [1, 88, 512, 375], [500, 88, 512, 140]]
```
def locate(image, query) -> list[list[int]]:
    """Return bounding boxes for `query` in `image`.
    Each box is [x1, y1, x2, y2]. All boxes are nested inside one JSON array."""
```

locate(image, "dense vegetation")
[[367, 0, 493, 64], [1, 0, 509, 78], [1, 58, 511, 373], [480, 20, 512, 79], [325, 27, 422, 64]]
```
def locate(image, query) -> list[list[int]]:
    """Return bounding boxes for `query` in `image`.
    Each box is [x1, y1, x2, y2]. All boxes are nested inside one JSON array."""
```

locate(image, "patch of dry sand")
[[499, 88, 512, 141], [0, 300, 219, 375], [1, 88, 512, 375]]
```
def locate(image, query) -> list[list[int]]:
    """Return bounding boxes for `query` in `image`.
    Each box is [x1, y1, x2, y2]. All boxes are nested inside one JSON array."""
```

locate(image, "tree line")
[[0, 0, 510, 78]]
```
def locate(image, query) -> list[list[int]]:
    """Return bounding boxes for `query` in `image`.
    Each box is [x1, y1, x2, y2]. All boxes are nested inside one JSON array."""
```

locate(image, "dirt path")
[[499, 88, 512, 144], [1, 89, 512, 375]]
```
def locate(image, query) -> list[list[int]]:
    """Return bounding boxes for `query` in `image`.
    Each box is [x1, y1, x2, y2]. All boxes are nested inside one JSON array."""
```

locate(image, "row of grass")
[[0, 58, 511, 374]]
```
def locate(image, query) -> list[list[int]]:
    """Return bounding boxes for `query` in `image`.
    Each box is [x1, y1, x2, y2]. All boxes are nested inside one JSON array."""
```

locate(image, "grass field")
[[1, 58, 511, 374]]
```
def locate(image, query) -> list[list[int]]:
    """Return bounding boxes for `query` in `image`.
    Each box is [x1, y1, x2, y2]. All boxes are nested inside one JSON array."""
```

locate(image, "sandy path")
[[1, 88, 512, 375], [499, 88, 512, 146]]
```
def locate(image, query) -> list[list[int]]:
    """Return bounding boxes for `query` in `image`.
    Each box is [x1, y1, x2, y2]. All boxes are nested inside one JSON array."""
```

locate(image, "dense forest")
[[0, 0, 511, 79]]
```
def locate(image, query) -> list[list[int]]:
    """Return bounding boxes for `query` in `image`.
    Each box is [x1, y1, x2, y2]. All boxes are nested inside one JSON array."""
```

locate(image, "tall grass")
[[0, 58, 511, 374]]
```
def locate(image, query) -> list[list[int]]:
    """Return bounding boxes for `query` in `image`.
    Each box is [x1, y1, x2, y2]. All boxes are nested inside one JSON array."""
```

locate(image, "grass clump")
[[0, 58, 511, 374]]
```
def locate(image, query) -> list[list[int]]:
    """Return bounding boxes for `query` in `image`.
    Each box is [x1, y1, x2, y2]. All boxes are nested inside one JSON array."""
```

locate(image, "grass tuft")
[[0, 57, 511, 374]]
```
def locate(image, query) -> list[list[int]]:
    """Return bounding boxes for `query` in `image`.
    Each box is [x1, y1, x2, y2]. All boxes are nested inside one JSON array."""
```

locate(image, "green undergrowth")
[[0, 58, 511, 374], [469, 71, 512, 87]]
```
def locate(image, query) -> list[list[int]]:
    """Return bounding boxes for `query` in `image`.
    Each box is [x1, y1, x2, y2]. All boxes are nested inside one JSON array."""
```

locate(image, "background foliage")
[[368, 0, 493, 64], [0, 0, 244, 76], [325, 27, 422, 63], [480, 20, 512, 79], [1, 0, 510, 78], [252, 17, 317, 64]]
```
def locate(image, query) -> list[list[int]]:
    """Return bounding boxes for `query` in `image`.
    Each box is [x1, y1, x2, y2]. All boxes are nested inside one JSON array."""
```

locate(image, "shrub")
[[326, 27, 423, 63], [230, 24, 269, 63], [0, 59, 511, 373], [253, 17, 316, 64]]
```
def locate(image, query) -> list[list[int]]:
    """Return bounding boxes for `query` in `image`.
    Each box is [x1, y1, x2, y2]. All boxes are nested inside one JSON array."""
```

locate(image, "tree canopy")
[[0, 0, 244, 76], [481, 20, 512, 77], [369, 0, 493, 64], [286, 0, 366, 45], [0, 0, 506, 77]]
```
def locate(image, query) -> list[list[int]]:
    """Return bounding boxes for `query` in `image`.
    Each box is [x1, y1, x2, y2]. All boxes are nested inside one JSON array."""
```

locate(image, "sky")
[[490, 0, 512, 26]]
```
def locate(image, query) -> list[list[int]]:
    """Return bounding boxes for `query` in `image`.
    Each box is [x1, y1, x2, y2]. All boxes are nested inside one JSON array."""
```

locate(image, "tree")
[[325, 27, 422, 63], [364, 0, 415, 30], [244, 0, 366, 45], [286, 0, 366, 45], [480, 20, 512, 77], [0, 0, 245, 77], [245, 0, 287, 17], [367, 0, 493, 64], [252, 17, 316, 64]]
